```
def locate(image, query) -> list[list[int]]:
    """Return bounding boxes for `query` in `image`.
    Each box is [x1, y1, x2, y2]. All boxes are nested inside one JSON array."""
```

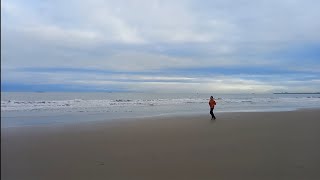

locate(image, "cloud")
[[1, 0, 320, 92], [4, 67, 319, 93], [20, 25, 103, 48], [1, 0, 234, 45]]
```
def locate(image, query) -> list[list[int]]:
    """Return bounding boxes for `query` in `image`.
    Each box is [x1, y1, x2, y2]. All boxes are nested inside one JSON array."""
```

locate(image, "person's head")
[[210, 96, 213, 99]]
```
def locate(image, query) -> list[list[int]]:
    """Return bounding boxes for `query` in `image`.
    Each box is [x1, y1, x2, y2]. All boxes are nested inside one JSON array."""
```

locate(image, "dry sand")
[[2, 109, 320, 180]]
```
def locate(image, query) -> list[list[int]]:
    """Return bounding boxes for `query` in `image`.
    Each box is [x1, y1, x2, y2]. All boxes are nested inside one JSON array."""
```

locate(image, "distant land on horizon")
[[273, 92, 320, 94]]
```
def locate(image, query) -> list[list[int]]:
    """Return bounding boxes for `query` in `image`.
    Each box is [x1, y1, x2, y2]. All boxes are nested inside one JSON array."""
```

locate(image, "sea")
[[2, 92, 320, 127]]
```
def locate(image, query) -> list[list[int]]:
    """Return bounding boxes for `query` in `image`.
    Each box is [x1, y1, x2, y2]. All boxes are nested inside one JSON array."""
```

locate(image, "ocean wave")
[[1, 96, 320, 112]]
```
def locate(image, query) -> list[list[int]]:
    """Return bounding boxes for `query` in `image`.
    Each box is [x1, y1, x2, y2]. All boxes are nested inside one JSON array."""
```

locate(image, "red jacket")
[[209, 99, 216, 108]]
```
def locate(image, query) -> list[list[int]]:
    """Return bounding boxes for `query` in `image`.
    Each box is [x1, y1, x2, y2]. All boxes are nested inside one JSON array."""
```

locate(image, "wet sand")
[[2, 109, 320, 180]]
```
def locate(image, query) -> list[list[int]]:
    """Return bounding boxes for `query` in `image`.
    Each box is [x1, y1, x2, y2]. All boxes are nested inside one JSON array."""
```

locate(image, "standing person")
[[209, 96, 216, 120]]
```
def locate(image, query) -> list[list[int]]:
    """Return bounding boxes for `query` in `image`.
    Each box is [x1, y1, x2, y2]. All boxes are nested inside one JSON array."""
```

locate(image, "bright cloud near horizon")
[[1, 0, 320, 93]]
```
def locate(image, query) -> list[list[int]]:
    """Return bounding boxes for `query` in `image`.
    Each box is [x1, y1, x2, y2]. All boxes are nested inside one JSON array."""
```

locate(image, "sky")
[[1, 0, 320, 93]]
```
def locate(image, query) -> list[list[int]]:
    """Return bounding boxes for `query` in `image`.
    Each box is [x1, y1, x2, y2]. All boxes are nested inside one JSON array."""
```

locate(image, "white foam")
[[2, 96, 320, 112]]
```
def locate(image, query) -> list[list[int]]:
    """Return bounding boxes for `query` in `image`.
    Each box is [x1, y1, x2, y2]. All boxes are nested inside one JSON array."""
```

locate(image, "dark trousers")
[[210, 108, 216, 119]]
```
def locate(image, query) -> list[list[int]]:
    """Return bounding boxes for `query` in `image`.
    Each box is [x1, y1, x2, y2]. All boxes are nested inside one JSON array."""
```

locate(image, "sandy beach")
[[2, 109, 320, 180]]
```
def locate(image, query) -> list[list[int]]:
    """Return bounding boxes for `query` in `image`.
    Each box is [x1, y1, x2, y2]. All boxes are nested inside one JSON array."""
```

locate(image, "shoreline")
[[2, 107, 320, 129], [2, 109, 320, 180]]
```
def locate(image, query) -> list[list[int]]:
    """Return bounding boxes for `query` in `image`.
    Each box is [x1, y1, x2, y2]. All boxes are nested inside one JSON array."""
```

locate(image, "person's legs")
[[210, 108, 214, 120], [210, 108, 216, 120]]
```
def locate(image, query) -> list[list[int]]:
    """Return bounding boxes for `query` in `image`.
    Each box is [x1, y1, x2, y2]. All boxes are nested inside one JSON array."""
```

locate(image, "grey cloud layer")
[[2, 0, 320, 92]]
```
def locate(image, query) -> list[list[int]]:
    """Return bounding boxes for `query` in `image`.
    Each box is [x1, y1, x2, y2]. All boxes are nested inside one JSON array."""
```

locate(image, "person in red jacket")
[[209, 96, 216, 120]]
